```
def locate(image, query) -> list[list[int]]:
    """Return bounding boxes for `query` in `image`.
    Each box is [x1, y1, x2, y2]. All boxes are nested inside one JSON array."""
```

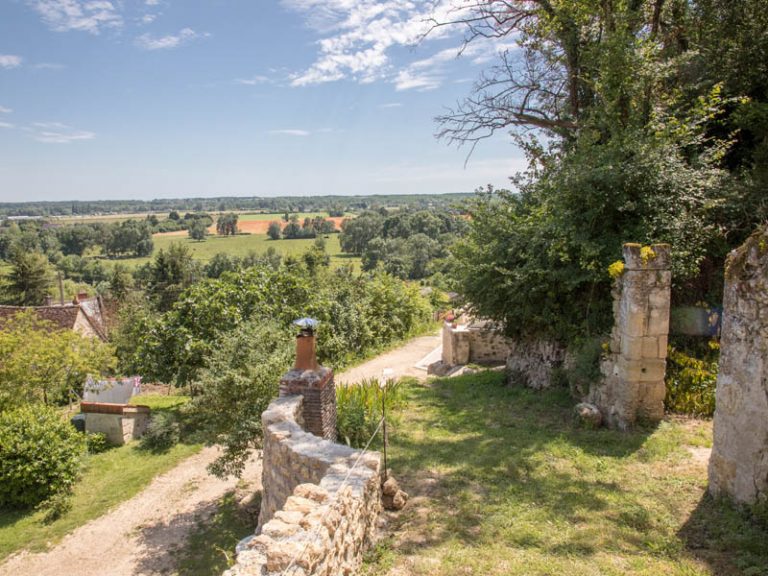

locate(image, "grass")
[[173, 490, 256, 575], [113, 232, 360, 270], [363, 371, 768, 576]]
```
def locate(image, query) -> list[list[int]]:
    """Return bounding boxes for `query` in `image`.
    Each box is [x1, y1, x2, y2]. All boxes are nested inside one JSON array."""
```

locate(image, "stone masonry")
[[227, 395, 382, 576], [589, 243, 672, 429], [709, 228, 768, 504]]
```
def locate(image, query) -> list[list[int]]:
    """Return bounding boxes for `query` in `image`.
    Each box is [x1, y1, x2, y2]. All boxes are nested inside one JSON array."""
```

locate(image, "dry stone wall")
[[227, 396, 382, 576], [505, 339, 568, 390], [709, 229, 768, 504], [588, 244, 671, 429]]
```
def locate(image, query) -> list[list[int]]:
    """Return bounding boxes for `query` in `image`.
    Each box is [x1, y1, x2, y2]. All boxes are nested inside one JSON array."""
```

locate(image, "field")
[[117, 232, 360, 270], [363, 372, 768, 576], [157, 213, 348, 236]]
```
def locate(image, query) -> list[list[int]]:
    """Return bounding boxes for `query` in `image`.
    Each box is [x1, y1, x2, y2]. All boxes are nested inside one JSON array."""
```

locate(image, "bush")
[[665, 341, 719, 417], [140, 413, 181, 453], [0, 404, 85, 508], [336, 377, 406, 448], [85, 432, 111, 454]]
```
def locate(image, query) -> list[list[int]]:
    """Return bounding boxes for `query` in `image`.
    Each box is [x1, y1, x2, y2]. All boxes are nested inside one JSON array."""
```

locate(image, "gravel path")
[[335, 333, 441, 386], [0, 447, 261, 576]]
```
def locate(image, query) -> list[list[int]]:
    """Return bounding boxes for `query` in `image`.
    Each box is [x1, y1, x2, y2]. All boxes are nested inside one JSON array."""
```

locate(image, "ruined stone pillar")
[[709, 229, 768, 504], [590, 243, 671, 428], [279, 329, 337, 441]]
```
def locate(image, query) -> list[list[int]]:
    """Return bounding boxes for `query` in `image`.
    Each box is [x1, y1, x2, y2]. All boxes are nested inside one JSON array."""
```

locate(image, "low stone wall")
[[442, 320, 511, 365], [81, 403, 150, 445], [227, 396, 382, 576], [505, 339, 568, 390]]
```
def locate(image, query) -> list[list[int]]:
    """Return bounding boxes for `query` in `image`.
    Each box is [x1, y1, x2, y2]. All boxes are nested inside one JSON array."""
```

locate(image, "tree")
[[339, 212, 383, 254], [216, 213, 239, 236], [0, 311, 116, 409], [267, 221, 282, 240], [188, 219, 209, 241], [108, 263, 134, 301], [146, 243, 201, 312], [4, 250, 52, 306]]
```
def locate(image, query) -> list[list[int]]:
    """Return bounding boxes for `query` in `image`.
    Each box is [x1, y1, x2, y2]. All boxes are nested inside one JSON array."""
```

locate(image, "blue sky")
[[0, 0, 526, 202]]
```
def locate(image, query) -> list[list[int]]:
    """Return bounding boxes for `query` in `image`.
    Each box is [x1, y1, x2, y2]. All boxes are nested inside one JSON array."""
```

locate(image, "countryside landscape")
[[1, 1, 768, 576]]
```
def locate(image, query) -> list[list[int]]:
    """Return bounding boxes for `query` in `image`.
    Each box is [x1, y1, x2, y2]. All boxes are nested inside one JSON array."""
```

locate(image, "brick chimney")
[[278, 319, 337, 441]]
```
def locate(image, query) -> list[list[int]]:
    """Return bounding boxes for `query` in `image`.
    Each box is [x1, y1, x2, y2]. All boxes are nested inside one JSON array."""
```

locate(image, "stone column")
[[590, 243, 671, 428], [709, 228, 768, 504], [279, 331, 337, 441]]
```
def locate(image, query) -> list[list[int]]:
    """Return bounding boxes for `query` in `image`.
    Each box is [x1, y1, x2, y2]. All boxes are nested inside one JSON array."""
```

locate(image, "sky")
[[0, 0, 527, 202]]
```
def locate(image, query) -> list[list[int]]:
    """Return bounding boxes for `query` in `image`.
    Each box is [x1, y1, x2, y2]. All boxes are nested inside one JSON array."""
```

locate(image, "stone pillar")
[[709, 228, 768, 504], [441, 322, 470, 366], [279, 332, 337, 441], [590, 243, 671, 428]]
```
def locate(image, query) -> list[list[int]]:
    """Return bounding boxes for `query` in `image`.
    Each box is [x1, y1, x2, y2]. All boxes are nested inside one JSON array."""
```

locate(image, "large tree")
[[4, 250, 52, 306]]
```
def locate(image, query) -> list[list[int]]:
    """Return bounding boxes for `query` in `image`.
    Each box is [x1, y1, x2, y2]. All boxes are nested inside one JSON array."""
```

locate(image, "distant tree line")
[[268, 216, 337, 240]]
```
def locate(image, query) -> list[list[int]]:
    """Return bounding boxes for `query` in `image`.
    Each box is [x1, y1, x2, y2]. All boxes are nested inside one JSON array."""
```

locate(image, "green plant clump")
[[336, 377, 406, 448], [85, 432, 111, 455], [0, 404, 85, 508], [140, 413, 181, 453], [665, 341, 719, 417]]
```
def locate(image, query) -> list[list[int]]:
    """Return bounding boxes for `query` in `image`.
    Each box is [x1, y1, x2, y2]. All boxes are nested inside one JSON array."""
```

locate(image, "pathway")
[[335, 332, 441, 385], [0, 447, 261, 576]]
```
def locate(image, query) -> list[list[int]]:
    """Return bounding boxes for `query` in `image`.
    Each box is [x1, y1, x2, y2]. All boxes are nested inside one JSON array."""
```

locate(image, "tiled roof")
[[0, 303, 108, 340]]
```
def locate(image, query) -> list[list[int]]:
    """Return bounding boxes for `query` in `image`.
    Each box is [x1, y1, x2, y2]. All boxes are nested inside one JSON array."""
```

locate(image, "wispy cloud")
[[0, 105, 12, 114], [26, 0, 122, 34], [29, 122, 95, 143], [235, 75, 271, 86], [135, 27, 209, 50], [0, 122, 14, 129], [268, 129, 310, 137], [378, 102, 402, 109], [0, 55, 23, 69]]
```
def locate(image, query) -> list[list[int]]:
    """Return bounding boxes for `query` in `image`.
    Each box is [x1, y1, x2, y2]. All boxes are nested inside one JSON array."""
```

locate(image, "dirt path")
[[335, 332, 441, 386], [0, 447, 261, 576]]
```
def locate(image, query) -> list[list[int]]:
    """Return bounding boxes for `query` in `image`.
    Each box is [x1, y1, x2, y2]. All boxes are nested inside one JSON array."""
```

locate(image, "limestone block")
[[617, 357, 667, 383], [648, 307, 670, 336], [620, 336, 644, 360], [640, 337, 659, 359]]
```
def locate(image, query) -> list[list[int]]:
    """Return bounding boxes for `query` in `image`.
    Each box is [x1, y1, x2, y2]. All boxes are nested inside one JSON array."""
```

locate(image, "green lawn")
[[115, 233, 360, 270], [0, 394, 201, 562], [363, 372, 768, 576]]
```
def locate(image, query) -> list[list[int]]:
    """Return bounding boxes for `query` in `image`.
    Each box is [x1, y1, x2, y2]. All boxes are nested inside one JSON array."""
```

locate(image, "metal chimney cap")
[[293, 317, 319, 334]]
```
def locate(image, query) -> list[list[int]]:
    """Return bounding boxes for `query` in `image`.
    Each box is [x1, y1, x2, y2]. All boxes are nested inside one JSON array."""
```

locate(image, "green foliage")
[[145, 242, 202, 311], [216, 213, 239, 236], [3, 250, 52, 306], [190, 321, 293, 477], [0, 404, 85, 508], [140, 413, 181, 453], [267, 220, 281, 240], [104, 220, 153, 258], [336, 377, 406, 448], [563, 338, 605, 398], [0, 311, 116, 410], [665, 340, 719, 417], [85, 432, 111, 455], [188, 218, 209, 241]]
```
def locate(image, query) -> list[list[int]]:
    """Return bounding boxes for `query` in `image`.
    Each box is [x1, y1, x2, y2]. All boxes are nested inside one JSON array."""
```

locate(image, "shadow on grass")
[[679, 492, 768, 576], [373, 370, 742, 573]]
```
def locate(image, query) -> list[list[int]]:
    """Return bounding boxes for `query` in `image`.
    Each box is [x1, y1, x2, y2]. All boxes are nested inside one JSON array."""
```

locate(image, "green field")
[[116, 233, 360, 270], [53, 211, 339, 225]]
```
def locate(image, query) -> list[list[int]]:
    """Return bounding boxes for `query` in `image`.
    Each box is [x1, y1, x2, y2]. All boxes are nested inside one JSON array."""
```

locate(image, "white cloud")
[[235, 75, 270, 86], [0, 122, 14, 129], [26, 0, 122, 34], [135, 28, 209, 50], [0, 55, 23, 69], [268, 129, 311, 137], [145, 0, 160, 5], [284, 0, 467, 87], [0, 105, 12, 114], [30, 122, 95, 143], [378, 102, 402, 108], [141, 13, 157, 24]]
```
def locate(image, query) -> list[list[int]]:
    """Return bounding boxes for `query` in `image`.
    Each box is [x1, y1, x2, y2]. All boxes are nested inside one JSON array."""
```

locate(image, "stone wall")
[[227, 395, 382, 576], [588, 243, 671, 429], [505, 339, 568, 390], [709, 228, 768, 504], [81, 403, 150, 445], [441, 320, 512, 365]]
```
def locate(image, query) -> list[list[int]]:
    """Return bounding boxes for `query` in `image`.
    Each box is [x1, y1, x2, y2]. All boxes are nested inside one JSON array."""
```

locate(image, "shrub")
[[0, 404, 85, 508], [336, 377, 406, 448], [85, 432, 111, 454], [665, 341, 719, 417], [140, 413, 181, 453]]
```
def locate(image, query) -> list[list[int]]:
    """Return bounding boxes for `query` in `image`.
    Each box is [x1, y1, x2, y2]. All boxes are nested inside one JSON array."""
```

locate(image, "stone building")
[[0, 293, 110, 341]]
